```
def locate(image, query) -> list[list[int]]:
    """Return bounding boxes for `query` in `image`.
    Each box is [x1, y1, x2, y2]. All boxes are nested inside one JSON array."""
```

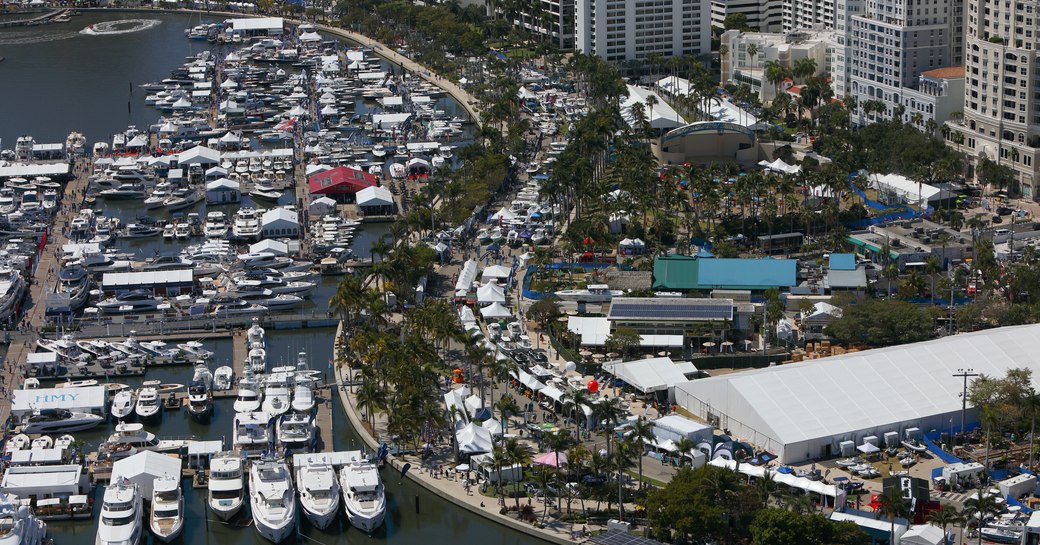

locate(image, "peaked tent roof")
[[456, 422, 493, 454], [356, 185, 393, 207], [480, 301, 512, 319], [177, 145, 220, 165], [308, 166, 378, 195]]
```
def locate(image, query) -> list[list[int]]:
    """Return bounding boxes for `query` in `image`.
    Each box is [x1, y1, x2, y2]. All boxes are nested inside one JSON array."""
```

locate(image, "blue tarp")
[[924, 436, 963, 465], [1007, 495, 1034, 514], [931, 467, 944, 480]]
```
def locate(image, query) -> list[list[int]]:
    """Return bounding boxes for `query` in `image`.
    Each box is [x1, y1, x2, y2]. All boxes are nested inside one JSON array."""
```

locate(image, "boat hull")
[[345, 506, 384, 534]]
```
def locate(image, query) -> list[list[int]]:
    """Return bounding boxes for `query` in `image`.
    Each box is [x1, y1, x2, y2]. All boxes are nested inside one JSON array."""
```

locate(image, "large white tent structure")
[[621, 85, 685, 130], [603, 357, 698, 402], [675, 324, 1040, 463]]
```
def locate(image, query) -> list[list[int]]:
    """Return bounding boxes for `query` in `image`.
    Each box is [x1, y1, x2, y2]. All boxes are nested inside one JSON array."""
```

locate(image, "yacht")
[[213, 366, 234, 391], [95, 291, 162, 314], [122, 224, 161, 239], [204, 212, 229, 239], [292, 380, 315, 413], [56, 264, 90, 312], [0, 269, 25, 323], [276, 412, 315, 451], [96, 481, 143, 545], [134, 387, 161, 421], [553, 284, 624, 303], [142, 256, 194, 271], [0, 493, 47, 545], [208, 452, 245, 521], [111, 390, 135, 420], [249, 457, 296, 543], [210, 299, 267, 317], [99, 183, 147, 200], [232, 207, 261, 240], [174, 223, 191, 240], [187, 380, 213, 423], [233, 379, 262, 413], [339, 457, 386, 533], [295, 455, 340, 529], [232, 411, 272, 451], [103, 423, 190, 453], [261, 371, 292, 416], [248, 319, 265, 346], [248, 346, 267, 374], [21, 409, 103, 434], [143, 190, 169, 210], [149, 476, 184, 542], [164, 191, 204, 213]]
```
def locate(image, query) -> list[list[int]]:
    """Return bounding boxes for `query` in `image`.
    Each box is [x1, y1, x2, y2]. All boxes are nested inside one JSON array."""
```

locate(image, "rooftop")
[[921, 66, 965, 80], [653, 256, 797, 291], [608, 297, 734, 322]]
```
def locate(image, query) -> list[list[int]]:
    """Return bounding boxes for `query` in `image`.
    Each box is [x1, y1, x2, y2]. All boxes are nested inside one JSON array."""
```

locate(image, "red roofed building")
[[307, 167, 378, 203]]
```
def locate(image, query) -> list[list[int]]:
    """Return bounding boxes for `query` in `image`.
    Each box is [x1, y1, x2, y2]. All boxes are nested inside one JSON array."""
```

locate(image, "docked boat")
[[96, 480, 143, 545], [204, 211, 229, 239], [103, 423, 190, 453], [187, 380, 213, 422], [4, 435, 28, 456], [208, 452, 245, 521], [0, 492, 47, 545], [0, 268, 25, 323], [901, 439, 927, 453], [339, 457, 386, 533], [21, 408, 103, 434], [233, 377, 262, 413], [99, 183, 147, 200], [134, 387, 161, 421], [123, 224, 161, 238], [980, 526, 1021, 544], [276, 412, 315, 451], [292, 380, 315, 413], [232, 411, 272, 451], [295, 455, 340, 529], [95, 290, 162, 314], [164, 191, 204, 212], [261, 371, 292, 416], [249, 457, 296, 543], [248, 319, 265, 346], [553, 284, 623, 303], [149, 476, 184, 542], [213, 366, 234, 391], [232, 207, 262, 240], [177, 341, 213, 361], [111, 389, 136, 420]]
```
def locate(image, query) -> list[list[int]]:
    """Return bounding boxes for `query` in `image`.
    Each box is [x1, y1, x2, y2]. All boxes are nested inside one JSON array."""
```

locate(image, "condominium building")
[[900, 67, 965, 132], [950, 0, 1040, 197], [500, 0, 576, 48], [782, 0, 835, 32], [845, 0, 957, 126], [710, 0, 782, 31], [719, 29, 833, 101], [830, 0, 864, 97], [575, 0, 712, 63]]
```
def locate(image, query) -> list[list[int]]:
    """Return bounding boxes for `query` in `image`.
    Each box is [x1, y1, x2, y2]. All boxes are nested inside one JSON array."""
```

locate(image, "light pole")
[[953, 368, 979, 438]]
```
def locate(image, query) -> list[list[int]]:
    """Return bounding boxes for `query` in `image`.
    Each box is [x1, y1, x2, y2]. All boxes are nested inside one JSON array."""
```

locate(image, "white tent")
[[177, 145, 220, 166], [481, 264, 511, 282], [356, 186, 394, 208], [111, 451, 181, 498], [621, 85, 685, 130], [455, 259, 479, 292], [869, 172, 946, 206], [603, 357, 698, 398], [456, 422, 494, 455], [675, 323, 1040, 464], [476, 282, 505, 304], [250, 239, 289, 257], [487, 207, 516, 223], [480, 302, 513, 320], [459, 306, 476, 324], [568, 316, 611, 346], [465, 394, 484, 418], [309, 196, 337, 216], [444, 386, 471, 423], [900, 525, 945, 545], [652, 415, 713, 444], [758, 158, 802, 175]]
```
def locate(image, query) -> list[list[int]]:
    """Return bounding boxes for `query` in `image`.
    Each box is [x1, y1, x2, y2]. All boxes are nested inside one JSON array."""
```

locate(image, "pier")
[[0, 9, 68, 29]]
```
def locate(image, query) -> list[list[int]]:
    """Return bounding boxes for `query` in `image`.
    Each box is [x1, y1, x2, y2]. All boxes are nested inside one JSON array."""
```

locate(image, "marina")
[[0, 10, 539, 545]]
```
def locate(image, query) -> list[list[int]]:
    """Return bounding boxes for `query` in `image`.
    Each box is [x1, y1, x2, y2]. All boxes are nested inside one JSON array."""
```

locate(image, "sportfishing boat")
[[261, 371, 292, 416], [295, 455, 340, 529], [292, 379, 315, 413], [232, 411, 272, 451], [249, 457, 296, 543], [21, 409, 103, 434], [111, 390, 136, 420], [339, 457, 386, 533], [248, 318, 265, 346], [553, 284, 623, 303], [0, 492, 47, 545], [249, 346, 267, 374], [276, 412, 315, 451], [177, 341, 213, 361], [208, 452, 245, 521], [134, 388, 161, 422], [149, 476, 184, 542], [96, 480, 143, 545]]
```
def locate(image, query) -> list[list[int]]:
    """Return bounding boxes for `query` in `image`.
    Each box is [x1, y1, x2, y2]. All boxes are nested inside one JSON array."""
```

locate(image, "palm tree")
[[355, 381, 387, 429], [877, 486, 911, 545], [495, 394, 521, 434], [628, 416, 655, 488], [503, 438, 533, 511], [763, 60, 788, 99], [964, 490, 1001, 545], [674, 437, 696, 466], [613, 438, 636, 520], [561, 388, 592, 438], [592, 396, 627, 455], [927, 506, 964, 544]]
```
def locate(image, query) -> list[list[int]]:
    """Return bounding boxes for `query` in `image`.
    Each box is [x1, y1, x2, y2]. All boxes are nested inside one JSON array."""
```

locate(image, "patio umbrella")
[[533, 451, 568, 467], [703, 342, 716, 347], [455, 464, 471, 472]]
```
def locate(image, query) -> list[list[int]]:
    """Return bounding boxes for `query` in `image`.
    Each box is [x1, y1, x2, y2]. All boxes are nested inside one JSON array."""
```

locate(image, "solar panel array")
[[609, 300, 732, 320]]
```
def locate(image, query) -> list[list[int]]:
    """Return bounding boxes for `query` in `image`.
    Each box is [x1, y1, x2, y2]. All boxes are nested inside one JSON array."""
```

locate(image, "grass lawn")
[[625, 470, 667, 488]]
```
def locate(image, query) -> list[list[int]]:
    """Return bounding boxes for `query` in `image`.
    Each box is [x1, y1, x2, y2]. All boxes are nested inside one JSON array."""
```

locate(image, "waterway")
[[1, 10, 538, 545]]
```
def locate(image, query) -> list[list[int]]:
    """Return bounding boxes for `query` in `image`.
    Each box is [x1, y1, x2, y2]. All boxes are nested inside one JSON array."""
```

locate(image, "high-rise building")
[[949, 0, 1040, 197], [782, 0, 835, 32], [499, 0, 576, 48], [719, 29, 833, 101], [711, 0, 783, 32], [575, 0, 712, 63]]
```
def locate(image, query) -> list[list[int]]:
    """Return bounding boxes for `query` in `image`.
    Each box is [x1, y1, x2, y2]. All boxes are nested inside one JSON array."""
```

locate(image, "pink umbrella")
[[533, 451, 568, 467]]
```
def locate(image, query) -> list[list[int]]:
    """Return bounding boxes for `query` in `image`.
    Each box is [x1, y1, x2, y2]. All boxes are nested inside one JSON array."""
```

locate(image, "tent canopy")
[[456, 422, 494, 454], [480, 302, 512, 319], [603, 357, 698, 393]]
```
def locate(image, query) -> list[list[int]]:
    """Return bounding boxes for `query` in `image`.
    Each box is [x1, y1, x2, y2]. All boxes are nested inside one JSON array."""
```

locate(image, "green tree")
[[527, 299, 561, 330], [876, 486, 911, 545], [750, 507, 869, 545], [825, 298, 933, 346], [964, 490, 1001, 545], [723, 12, 750, 29], [604, 326, 641, 359]]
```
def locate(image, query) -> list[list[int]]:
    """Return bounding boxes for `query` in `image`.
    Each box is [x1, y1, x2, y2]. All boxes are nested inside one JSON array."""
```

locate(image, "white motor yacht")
[[178, 341, 213, 360], [95, 290, 162, 314], [0, 493, 47, 545], [232, 411, 272, 451], [249, 347, 267, 374], [149, 476, 184, 542], [339, 457, 386, 533], [103, 423, 190, 453], [111, 390, 136, 420], [134, 388, 161, 421], [295, 455, 340, 529], [232, 207, 261, 240], [291, 381, 315, 413], [21, 409, 104, 434], [208, 452, 245, 521], [95, 480, 143, 545], [261, 371, 292, 416], [276, 413, 315, 451], [204, 211, 229, 239], [249, 457, 296, 543], [248, 318, 265, 346], [187, 380, 213, 423]]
